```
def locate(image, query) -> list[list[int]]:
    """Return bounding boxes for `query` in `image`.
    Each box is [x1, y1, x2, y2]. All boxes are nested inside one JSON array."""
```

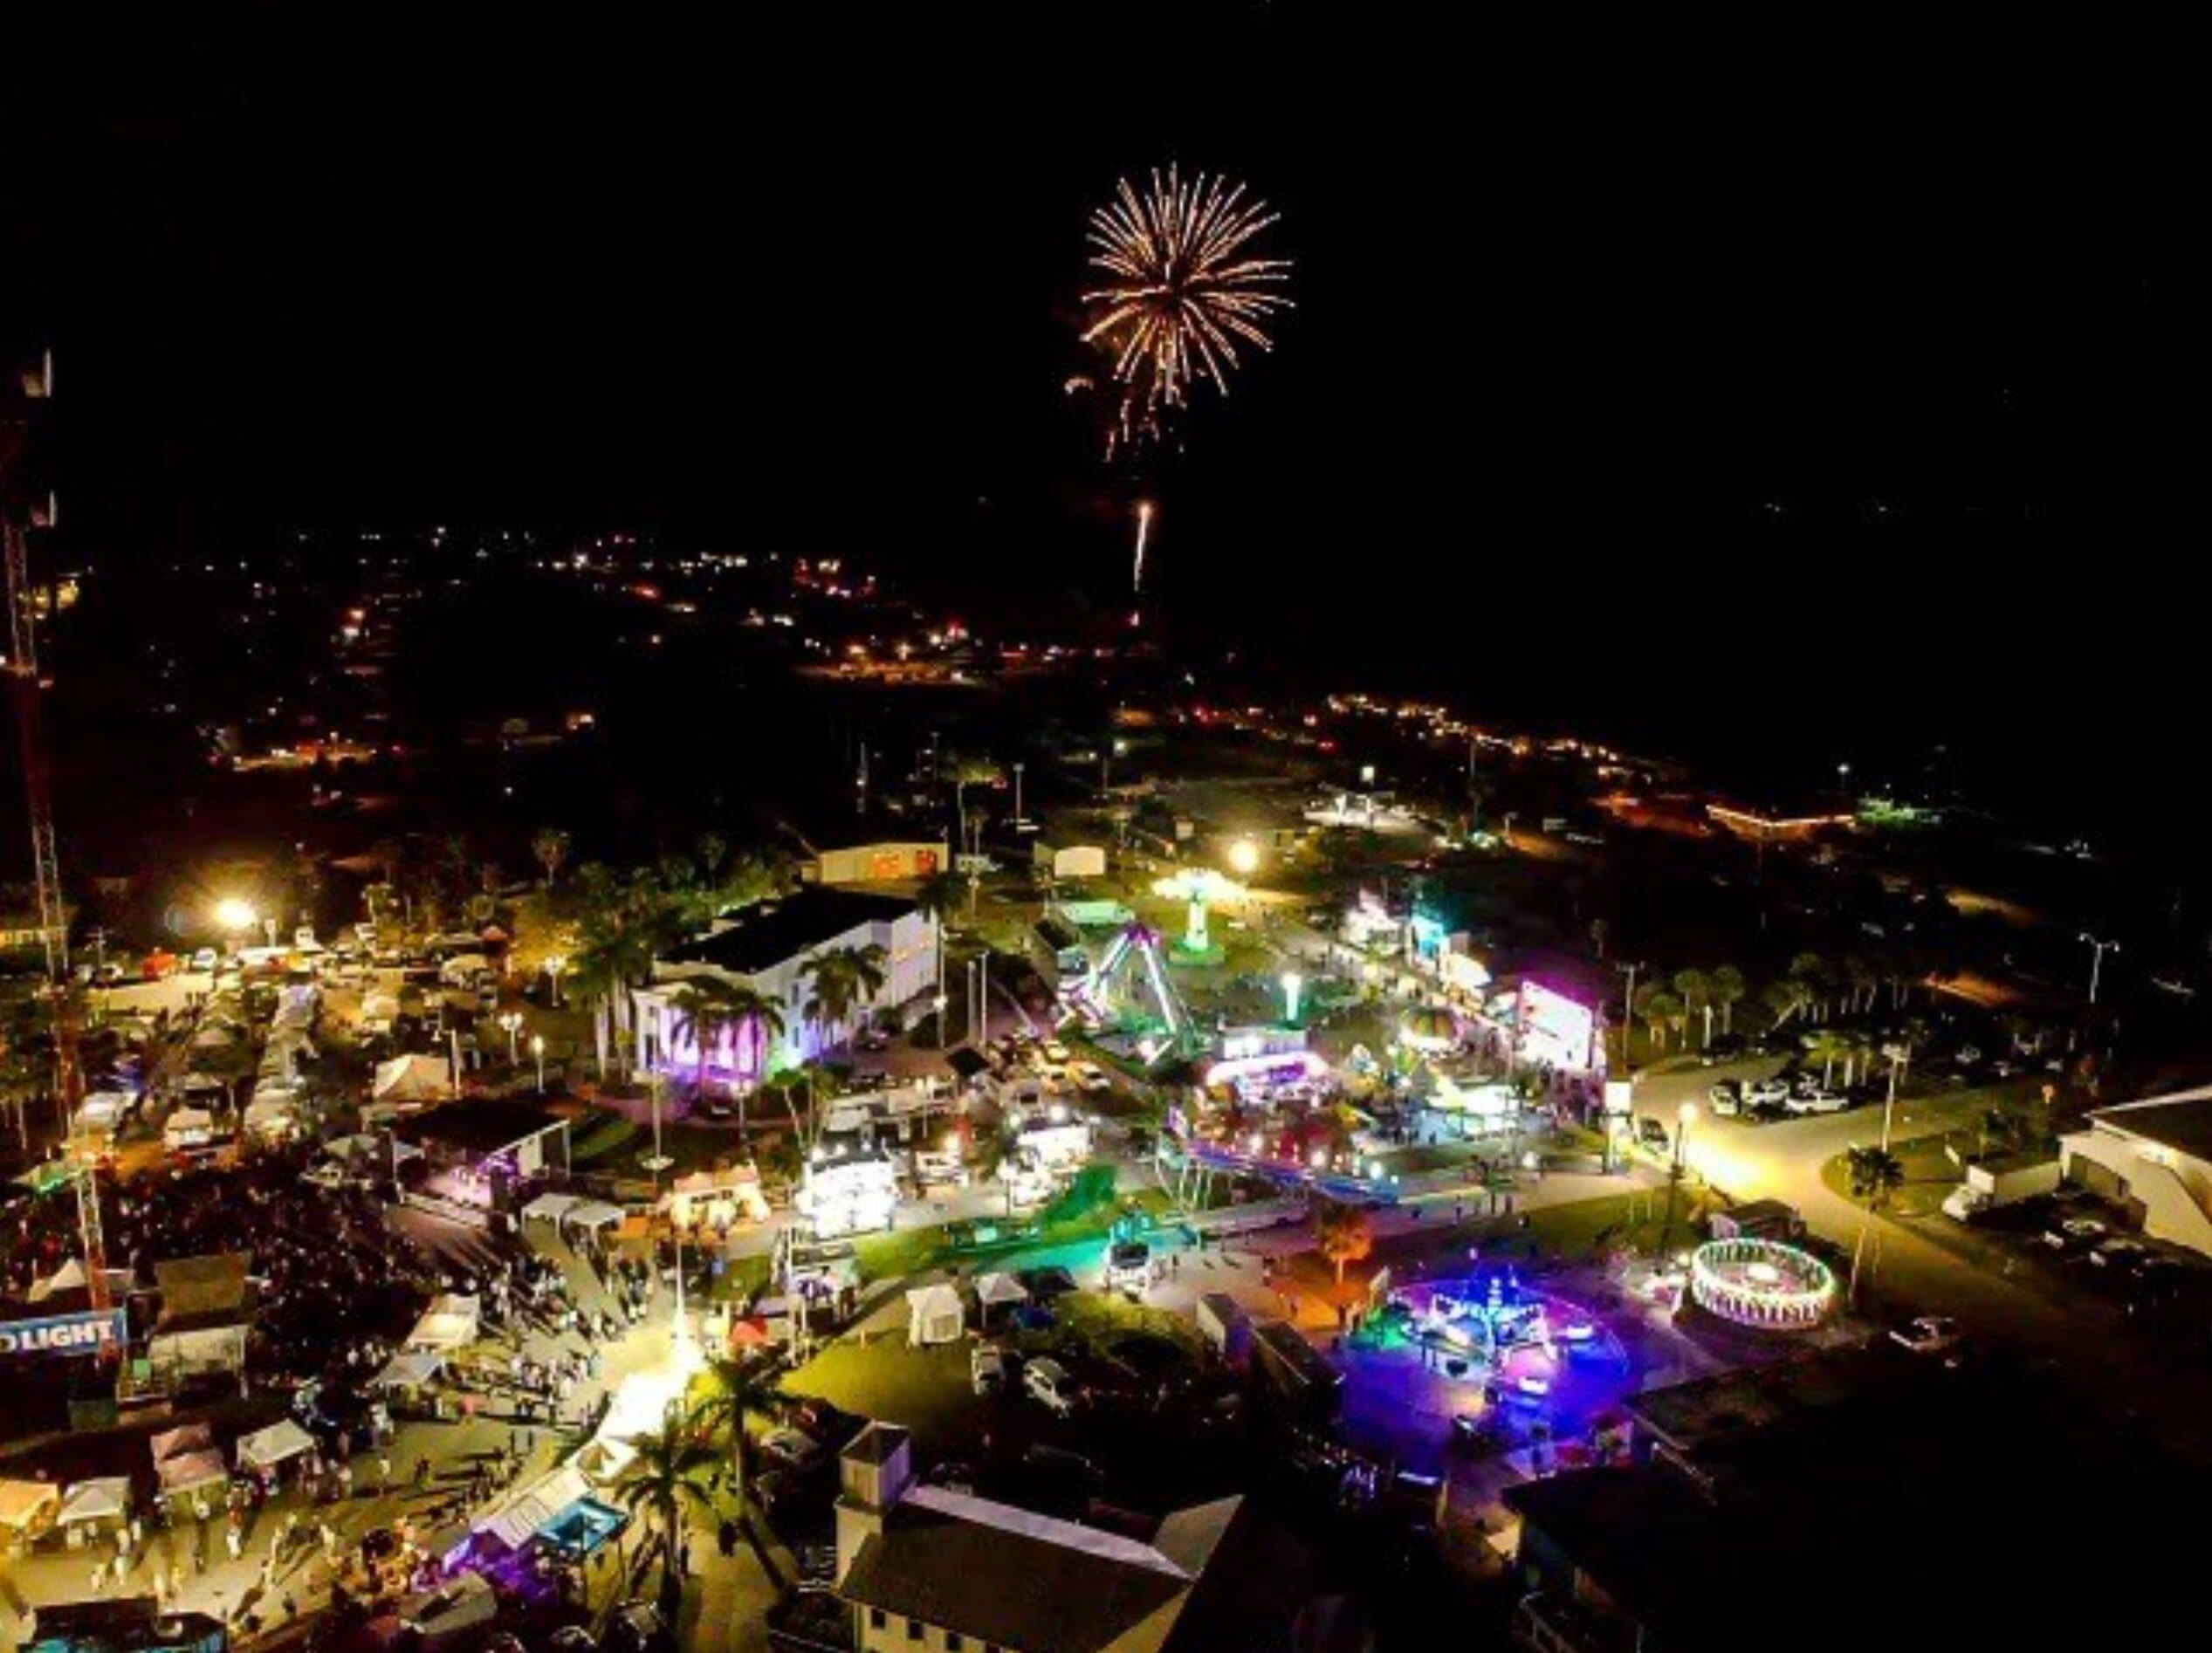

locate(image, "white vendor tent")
[[150, 1424, 228, 1499], [406, 1293, 480, 1351], [371, 1350, 446, 1391], [244, 1097, 300, 1142], [30, 1257, 86, 1301], [57, 1477, 131, 1527], [72, 1095, 125, 1135], [905, 1282, 966, 1348], [974, 1272, 1029, 1321], [235, 1419, 318, 1473], [520, 1193, 578, 1224], [0, 1478, 59, 1541], [567, 1199, 624, 1231], [473, 1464, 591, 1553], [374, 1053, 453, 1104], [162, 1108, 220, 1150], [571, 1434, 635, 1487]]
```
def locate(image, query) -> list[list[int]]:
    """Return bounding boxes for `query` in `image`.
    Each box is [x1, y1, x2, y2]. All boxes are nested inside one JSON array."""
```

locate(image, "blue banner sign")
[[0, 1308, 126, 1357]]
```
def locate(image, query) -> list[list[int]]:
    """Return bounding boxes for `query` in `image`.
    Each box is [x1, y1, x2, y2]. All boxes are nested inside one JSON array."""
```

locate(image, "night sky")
[[2, 10, 2192, 801]]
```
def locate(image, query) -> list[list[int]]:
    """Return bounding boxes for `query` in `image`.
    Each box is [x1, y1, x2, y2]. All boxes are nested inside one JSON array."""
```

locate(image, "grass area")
[[1816, 1084, 2051, 1217], [569, 1114, 641, 1164], [709, 1252, 773, 1304], [854, 1225, 946, 1285], [1005, 1289, 1208, 1365], [781, 1336, 978, 1452]]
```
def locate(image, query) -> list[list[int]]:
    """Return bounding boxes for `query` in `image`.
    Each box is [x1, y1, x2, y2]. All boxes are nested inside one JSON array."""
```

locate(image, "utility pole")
[[1615, 960, 1644, 1069], [1013, 761, 1025, 826], [2080, 931, 2119, 1005]]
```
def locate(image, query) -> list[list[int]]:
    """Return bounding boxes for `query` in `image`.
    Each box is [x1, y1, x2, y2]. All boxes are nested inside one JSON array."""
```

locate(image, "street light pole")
[[531, 1033, 546, 1094], [1659, 1101, 1696, 1263], [2080, 932, 2119, 1005], [1013, 761, 1025, 826], [1879, 1047, 1909, 1155], [1615, 961, 1643, 1068]]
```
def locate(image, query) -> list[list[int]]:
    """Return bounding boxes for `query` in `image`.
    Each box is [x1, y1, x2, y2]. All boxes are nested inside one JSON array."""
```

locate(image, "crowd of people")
[[112, 1151, 438, 1379]]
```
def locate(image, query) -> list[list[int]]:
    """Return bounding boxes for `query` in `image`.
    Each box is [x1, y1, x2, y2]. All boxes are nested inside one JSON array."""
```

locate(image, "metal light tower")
[[4, 346, 103, 1308]]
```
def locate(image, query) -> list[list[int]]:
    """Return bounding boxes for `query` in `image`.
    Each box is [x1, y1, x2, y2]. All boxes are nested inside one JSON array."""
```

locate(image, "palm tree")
[[800, 944, 888, 1054], [1638, 989, 1682, 1052], [692, 1359, 785, 1589], [1846, 1145, 1906, 1207], [1709, 964, 1747, 1035], [946, 756, 1001, 861], [1762, 977, 1811, 1031], [1787, 952, 1829, 1021], [695, 833, 730, 885], [532, 828, 573, 891], [610, 1420, 719, 1615], [670, 978, 742, 1095], [720, 986, 787, 1135], [1806, 1029, 1849, 1088], [1313, 1198, 1374, 1286], [1843, 954, 1877, 1015], [914, 869, 961, 1014], [1673, 970, 1711, 1049]]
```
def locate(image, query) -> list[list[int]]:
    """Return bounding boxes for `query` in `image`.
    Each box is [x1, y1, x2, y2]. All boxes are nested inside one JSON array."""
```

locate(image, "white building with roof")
[[831, 1422, 1319, 1653], [632, 887, 938, 1084], [2060, 1085, 2212, 1256]]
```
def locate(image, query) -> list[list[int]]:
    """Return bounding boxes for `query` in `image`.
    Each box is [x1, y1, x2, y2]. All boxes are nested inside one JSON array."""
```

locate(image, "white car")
[[1743, 1078, 1792, 1109], [189, 947, 219, 973], [970, 1345, 1007, 1396], [1785, 1088, 1849, 1115], [1023, 1356, 1081, 1416], [1043, 1040, 1072, 1065], [1889, 1315, 1961, 1356], [1707, 1081, 1741, 1117]]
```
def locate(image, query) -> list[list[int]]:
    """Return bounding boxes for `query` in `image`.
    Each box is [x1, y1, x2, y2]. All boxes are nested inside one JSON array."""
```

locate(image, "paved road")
[[1626, 1057, 2070, 1336]]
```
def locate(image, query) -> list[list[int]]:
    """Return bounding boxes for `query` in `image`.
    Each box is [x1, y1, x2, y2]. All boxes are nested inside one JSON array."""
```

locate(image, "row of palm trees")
[[1634, 949, 1927, 1054]]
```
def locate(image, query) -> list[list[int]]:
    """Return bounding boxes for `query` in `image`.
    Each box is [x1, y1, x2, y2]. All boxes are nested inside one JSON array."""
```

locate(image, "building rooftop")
[[393, 1098, 571, 1157], [663, 887, 916, 977], [2087, 1084, 2212, 1163], [840, 1484, 1194, 1653]]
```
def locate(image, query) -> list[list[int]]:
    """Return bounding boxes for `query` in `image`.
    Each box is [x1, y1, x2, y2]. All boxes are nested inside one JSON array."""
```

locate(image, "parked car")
[[1743, 1078, 1792, 1108], [1024, 1355, 1082, 1416], [2087, 1237, 2152, 1272], [971, 1344, 1007, 1396], [1043, 1040, 1072, 1064], [1784, 1088, 1849, 1115], [2041, 1217, 2108, 1254], [1017, 1266, 1080, 1300], [1699, 1035, 1747, 1067], [1889, 1315, 1961, 1356], [189, 947, 219, 972], [1707, 1080, 1741, 1116], [854, 1027, 891, 1053], [757, 1428, 829, 1474], [1635, 1116, 1672, 1151], [603, 1601, 673, 1653]]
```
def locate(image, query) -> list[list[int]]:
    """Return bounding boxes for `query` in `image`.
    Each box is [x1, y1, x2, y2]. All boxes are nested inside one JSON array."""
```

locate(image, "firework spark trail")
[[1132, 500, 1153, 593], [1082, 164, 1292, 455]]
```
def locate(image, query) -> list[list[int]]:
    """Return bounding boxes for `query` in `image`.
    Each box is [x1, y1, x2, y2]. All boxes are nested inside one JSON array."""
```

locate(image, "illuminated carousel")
[[1688, 1238, 1838, 1331]]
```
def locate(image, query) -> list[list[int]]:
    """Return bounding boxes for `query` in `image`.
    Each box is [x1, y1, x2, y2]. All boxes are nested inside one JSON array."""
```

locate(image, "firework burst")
[[1082, 164, 1292, 455]]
